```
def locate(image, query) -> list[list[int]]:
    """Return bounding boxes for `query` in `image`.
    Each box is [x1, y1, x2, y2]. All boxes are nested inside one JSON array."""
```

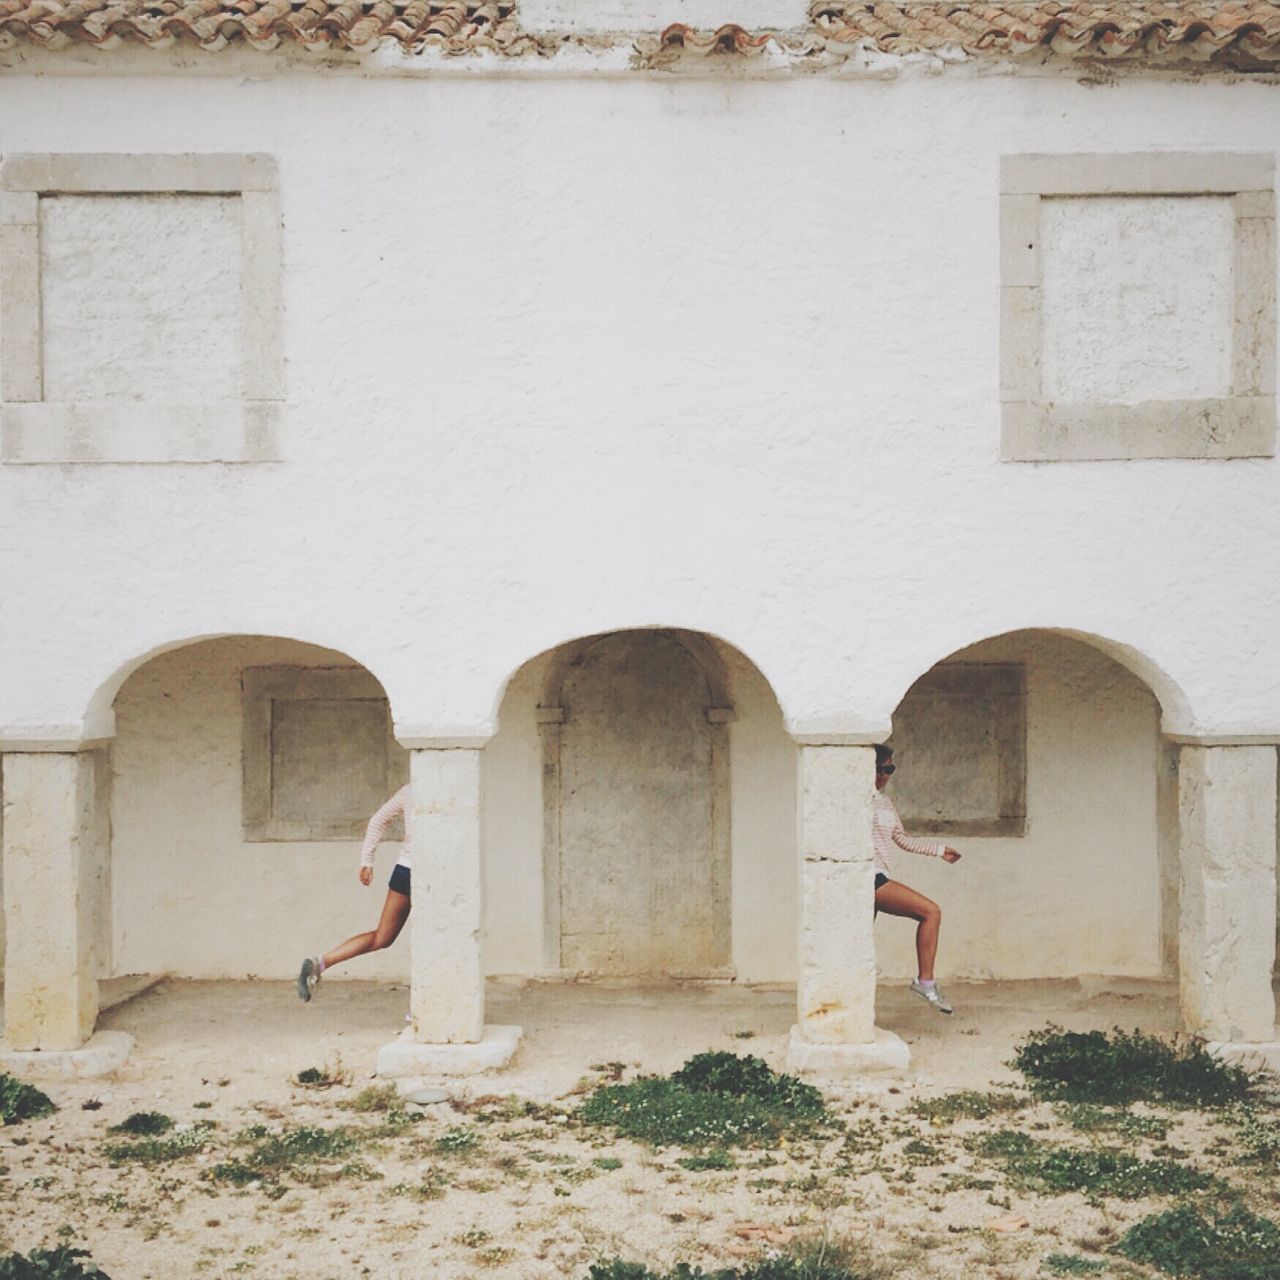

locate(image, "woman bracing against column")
[[297, 784, 412, 1002], [873, 744, 961, 1014]]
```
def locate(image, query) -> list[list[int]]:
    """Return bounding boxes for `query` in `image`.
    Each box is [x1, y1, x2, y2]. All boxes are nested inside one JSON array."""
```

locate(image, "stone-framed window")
[[1000, 152, 1275, 461], [890, 663, 1027, 838], [0, 153, 282, 464], [241, 667, 408, 842]]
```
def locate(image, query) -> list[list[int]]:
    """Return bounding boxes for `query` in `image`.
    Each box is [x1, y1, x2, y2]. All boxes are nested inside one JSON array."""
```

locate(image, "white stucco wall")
[[0, 65, 1279, 746], [876, 633, 1163, 982]]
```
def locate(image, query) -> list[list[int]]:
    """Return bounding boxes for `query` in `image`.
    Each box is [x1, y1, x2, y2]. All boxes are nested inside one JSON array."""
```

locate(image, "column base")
[[0, 1030, 133, 1080], [1206, 1038, 1280, 1075], [376, 1024, 522, 1077], [784, 1025, 911, 1076]]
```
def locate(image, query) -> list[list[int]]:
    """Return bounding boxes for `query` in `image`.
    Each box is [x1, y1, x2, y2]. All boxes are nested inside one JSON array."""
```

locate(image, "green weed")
[[0, 1246, 112, 1279], [107, 1111, 172, 1137], [676, 1150, 736, 1171], [580, 1053, 827, 1149], [1042, 1254, 1108, 1275], [1221, 1104, 1280, 1169], [1114, 1203, 1280, 1278], [970, 1129, 1216, 1199], [908, 1091, 1028, 1124], [1057, 1103, 1171, 1142], [104, 1121, 214, 1165], [1012, 1028, 1257, 1107], [0, 1074, 55, 1126], [208, 1124, 367, 1191], [584, 1246, 877, 1279], [435, 1126, 480, 1154]]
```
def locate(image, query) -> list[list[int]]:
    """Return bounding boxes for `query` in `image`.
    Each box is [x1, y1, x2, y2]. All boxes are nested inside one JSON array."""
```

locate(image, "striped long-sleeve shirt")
[[872, 790, 945, 875], [359, 784, 412, 870]]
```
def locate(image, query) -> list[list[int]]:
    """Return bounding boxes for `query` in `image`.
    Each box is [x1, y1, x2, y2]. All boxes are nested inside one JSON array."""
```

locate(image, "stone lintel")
[[0, 1031, 133, 1081], [784, 1026, 911, 1076], [376, 1025, 522, 1077]]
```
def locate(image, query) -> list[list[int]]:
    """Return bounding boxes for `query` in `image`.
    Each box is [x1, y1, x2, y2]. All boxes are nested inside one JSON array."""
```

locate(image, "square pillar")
[[2, 752, 102, 1051], [377, 745, 521, 1077], [407, 747, 485, 1043], [1178, 745, 1278, 1043], [787, 744, 908, 1075]]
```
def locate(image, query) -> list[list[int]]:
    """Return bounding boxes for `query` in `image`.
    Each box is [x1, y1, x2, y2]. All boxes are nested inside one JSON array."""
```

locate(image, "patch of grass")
[[908, 1091, 1028, 1124], [346, 1085, 400, 1113], [1221, 1104, 1280, 1170], [104, 1121, 214, 1165], [387, 1170, 449, 1201], [435, 1126, 480, 1154], [1057, 1103, 1171, 1142], [593, 1157, 623, 1171], [1042, 1255, 1108, 1275], [676, 1150, 736, 1171], [970, 1129, 1216, 1200], [1012, 1027, 1257, 1107], [208, 1124, 369, 1191], [584, 1243, 878, 1279], [0, 1074, 56, 1126], [0, 1246, 112, 1279], [107, 1111, 173, 1137], [1114, 1203, 1280, 1278], [580, 1052, 827, 1150]]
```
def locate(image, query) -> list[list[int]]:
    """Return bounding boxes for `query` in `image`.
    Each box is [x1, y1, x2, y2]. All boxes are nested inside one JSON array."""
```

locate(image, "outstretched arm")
[[891, 813, 960, 862], [358, 785, 411, 875]]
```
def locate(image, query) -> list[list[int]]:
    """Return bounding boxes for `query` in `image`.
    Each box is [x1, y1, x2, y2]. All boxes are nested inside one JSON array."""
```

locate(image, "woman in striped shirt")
[[873, 744, 961, 1014]]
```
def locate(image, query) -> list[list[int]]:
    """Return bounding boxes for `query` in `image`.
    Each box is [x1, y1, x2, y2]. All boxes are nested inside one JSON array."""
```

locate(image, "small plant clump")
[[106, 1111, 172, 1137], [580, 1053, 827, 1150], [585, 1248, 876, 1280], [1042, 1255, 1108, 1276], [1114, 1203, 1280, 1279], [676, 1150, 736, 1172], [0, 1074, 56, 1126], [0, 1247, 112, 1279], [1056, 1102, 1171, 1142], [104, 1120, 215, 1165], [908, 1090, 1028, 1124], [1012, 1027, 1257, 1107], [209, 1123, 373, 1192], [970, 1129, 1216, 1200]]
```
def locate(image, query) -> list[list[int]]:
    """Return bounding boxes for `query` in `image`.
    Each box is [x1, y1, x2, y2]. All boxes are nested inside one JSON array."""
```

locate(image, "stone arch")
[[875, 627, 1175, 984], [537, 629, 734, 978], [107, 634, 407, 981]]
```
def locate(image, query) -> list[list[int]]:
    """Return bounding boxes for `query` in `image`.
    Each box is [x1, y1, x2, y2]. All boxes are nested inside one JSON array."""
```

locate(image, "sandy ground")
[[0, 977, 1275, 1279]]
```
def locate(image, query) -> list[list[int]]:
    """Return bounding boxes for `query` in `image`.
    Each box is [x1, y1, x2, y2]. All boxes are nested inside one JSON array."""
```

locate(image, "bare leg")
[[322, 889, 411, 972], [873, 880, 942, 981]]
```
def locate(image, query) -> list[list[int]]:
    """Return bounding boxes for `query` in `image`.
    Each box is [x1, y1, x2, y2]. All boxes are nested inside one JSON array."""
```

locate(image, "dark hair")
[[874, 743, 894, 768]]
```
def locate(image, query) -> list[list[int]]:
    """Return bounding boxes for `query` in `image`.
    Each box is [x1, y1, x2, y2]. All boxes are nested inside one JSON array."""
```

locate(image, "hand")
[[942, 848, 961, 863], [359, 865, 373, 886]]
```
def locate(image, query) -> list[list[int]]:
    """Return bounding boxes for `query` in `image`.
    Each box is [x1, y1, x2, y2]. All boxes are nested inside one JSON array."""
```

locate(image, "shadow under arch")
[[886, 626, 1194, 736], [485, 625, 796, 983], [485, 623, 785, 738], [82, 630, 399, 741]]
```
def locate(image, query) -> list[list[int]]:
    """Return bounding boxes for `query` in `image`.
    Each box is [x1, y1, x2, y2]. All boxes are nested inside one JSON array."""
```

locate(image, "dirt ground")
[[1, 976, 1276, 1279]]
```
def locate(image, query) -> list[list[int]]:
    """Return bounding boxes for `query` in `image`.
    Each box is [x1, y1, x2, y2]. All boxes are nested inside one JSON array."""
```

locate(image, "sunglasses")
[[877, 763, 896, 775]]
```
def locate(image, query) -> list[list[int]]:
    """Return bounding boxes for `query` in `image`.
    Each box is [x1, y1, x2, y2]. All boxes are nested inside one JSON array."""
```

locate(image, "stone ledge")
[[0, 1030, 133, 1080], [1207, 1039, 1280, 1076], [784, 1026, 911, 1077], [376, 1024, 522, 1077]]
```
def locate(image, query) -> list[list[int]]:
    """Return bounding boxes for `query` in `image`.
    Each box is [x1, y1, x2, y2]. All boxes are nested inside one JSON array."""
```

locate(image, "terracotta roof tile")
[[812, 2, 1280, 63], [2, 0, 1279, 61]]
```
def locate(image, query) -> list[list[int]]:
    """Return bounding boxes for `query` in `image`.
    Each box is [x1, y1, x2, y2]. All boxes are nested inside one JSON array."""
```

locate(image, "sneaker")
[[297, 957, 321, 1003], [910, 979, 952, 1014]]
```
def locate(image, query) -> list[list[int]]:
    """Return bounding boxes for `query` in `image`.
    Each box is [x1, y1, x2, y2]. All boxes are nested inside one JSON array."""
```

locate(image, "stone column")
[[2, 752, 101, 1051], [407, 747, 485, 1044], [787, 744, 908, 1073], [1178, 745, 1278, 1044]]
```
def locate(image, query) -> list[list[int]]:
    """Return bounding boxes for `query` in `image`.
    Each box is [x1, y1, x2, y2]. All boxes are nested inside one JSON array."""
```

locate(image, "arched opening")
[[109, 635, 406, 981], [485, 628, 794, 982], [880, 629, 1171, 983]]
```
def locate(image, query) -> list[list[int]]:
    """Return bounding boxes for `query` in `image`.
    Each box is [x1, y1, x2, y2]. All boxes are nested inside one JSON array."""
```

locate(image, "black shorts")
[[875, 873, 889, 890], [388, 864, 411, 897]]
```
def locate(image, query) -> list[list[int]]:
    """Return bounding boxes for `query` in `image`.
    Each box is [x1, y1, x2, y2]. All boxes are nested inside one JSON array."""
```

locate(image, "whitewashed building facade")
[[1, 0, 1278, 1075]]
